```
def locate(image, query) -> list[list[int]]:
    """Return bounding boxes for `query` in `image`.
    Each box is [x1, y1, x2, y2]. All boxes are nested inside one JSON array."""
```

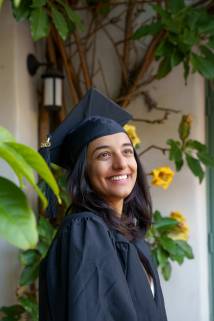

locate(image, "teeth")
[[110, 175, 128, 181]]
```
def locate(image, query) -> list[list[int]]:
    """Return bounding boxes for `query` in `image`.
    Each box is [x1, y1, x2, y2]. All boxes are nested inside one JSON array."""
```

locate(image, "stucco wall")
[[126, 68, 209, 321], [0, 2, 38, 305]]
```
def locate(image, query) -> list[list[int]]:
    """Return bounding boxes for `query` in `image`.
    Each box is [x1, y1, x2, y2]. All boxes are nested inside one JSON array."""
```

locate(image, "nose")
[[112, 153, 127, 170]]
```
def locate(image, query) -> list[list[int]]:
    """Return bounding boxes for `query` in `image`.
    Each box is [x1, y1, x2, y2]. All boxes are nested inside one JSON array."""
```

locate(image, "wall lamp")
[[27, 54, 64, 111]]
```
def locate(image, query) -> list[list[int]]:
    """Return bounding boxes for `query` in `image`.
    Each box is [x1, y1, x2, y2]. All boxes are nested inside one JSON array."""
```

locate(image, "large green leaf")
[[0, 142, 47, 207], [185, 153, 204, 182], [13, 0, 21, 7], [191, 53, 214, 79], [30, 7, 50, 41], [0, 126, 16, 142], [0, 177, 38, 250], [0, 0, 5, 9], [6, 142, 60, 204], [51, 5, 69, 40], [133, 21, 162, 40]]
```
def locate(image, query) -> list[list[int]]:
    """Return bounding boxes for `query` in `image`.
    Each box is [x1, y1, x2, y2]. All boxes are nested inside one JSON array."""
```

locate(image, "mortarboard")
[[39, 88, 132, 217], [40, 88, 132, 169]]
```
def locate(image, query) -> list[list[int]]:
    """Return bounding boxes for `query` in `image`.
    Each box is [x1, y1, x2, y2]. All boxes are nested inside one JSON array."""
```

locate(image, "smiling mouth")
[[109, 174, 129, 181]]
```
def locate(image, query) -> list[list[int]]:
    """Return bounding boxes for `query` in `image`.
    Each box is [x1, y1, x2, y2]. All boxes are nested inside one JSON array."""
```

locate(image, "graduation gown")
[[39, 211, 168, 321]]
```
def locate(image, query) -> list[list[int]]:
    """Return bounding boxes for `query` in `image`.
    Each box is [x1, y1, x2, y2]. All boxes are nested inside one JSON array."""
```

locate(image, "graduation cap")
[[40, 88, 132, 217], [40, 88, 132, 169]]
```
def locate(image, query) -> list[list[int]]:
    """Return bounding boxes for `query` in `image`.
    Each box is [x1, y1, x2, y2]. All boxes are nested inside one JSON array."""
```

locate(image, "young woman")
[[39, 89, 168, 321]]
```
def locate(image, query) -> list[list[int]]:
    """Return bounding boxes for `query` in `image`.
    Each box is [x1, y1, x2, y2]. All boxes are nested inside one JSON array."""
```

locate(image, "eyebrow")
[[92, 143, 133, 155]]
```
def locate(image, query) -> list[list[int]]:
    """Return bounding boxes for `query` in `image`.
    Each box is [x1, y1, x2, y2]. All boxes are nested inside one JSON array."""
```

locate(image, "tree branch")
[[139, 145, 169, 157], [73, 31, 92, 89]]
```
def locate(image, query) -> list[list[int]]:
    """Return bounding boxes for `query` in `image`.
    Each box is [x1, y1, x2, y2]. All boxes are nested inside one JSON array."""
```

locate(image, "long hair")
[[66, 146, 152, 241]]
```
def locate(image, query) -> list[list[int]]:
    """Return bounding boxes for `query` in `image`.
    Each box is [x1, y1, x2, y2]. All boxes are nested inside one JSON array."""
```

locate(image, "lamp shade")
[[42, 68, 64, 111]]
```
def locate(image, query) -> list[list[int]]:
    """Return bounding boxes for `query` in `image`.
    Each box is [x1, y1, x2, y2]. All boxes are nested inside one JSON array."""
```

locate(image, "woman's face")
[[86, 132, 137, 213]]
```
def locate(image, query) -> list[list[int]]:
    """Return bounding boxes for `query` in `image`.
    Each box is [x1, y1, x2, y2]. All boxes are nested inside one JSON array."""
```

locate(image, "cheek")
[[87, 162, 109, 188]]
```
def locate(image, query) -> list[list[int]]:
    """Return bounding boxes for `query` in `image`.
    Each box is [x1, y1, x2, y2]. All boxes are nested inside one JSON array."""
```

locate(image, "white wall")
[[0, 2, 38, 305], [126, 67, 209, 321]]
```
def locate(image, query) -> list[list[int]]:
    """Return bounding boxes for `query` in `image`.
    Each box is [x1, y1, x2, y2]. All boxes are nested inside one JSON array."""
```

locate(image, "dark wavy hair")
[[66, 145, 152, 241]]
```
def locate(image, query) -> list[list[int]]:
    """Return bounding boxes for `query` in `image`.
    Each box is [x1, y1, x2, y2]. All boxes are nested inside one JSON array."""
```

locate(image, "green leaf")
[[6, 142, 60, 205], [133, 21, 162, 39], [0, 142, 47, 208], [37, 240, 50, 257], [175, 240, 194, 259], [161, 261, 171, 281], [208, 36, 214, 50], [0, 0, 5, 9], [186, 139, 207, 152], [170, 49, 183, 68], [0, 126, 16, 142], [156, 56, 172, 79], [31, 0, 47, 8], [167, 139, 183, 171], [191, 53, 214, 79], [38, 216, 56, 244], [11, 0, 32, 22], [166, 0, 185, 13], [63, 3, 84, 32], [154, 218, 179, 232], [0, 304, 24, 321], [0, 177, 38, 250], [156, 247, 168, 267], [197, 151, 214, 167], [170, 253, 184, 264], [159, 235, 178, 256], [153, 210, 162, 221], [179, 28, 198, 46], [185, 153, 204, 182], [20, 249, 40, 266], [30, 7, 50, 41], [155, 40, 173, 59], [198, 17, 214, 35], [19, 296, 38, 321], [19, 262, 39, 286], [13, 0, 21, 7], [51, 5, 69, 40]]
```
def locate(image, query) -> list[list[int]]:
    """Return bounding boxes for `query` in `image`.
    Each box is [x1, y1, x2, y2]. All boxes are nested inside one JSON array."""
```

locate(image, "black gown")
[[39, 211, 168, 321]]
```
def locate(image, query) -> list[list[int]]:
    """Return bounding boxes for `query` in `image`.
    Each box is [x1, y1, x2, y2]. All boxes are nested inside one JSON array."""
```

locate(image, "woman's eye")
[[97, 151, 111, 159], [123, 148, 134, 155]]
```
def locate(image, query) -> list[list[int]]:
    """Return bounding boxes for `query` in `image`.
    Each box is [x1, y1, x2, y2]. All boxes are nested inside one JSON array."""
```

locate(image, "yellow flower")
[[168, 211, 190, 241], [123, 124, 141, 148], [151, 166, 174, 189]]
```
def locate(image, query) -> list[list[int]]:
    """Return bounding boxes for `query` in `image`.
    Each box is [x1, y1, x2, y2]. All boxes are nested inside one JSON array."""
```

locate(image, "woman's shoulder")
[[60, 211, 109, 232]]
